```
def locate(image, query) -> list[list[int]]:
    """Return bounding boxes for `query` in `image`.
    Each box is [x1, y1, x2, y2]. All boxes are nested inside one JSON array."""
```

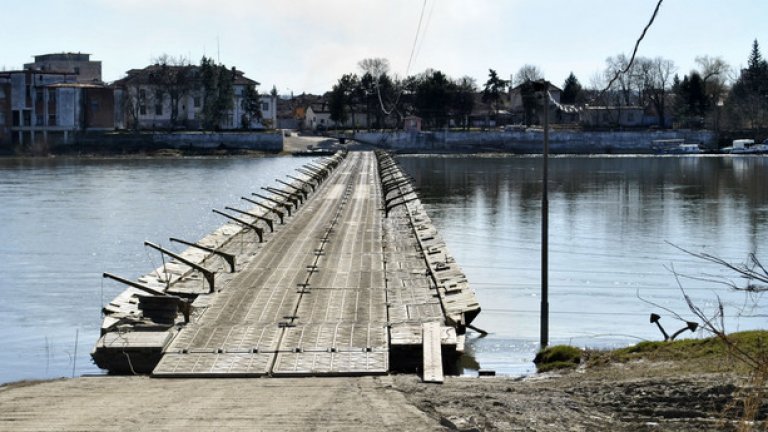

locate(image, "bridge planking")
[[95, 150, 480, 379], [154, 152, 389, 377]]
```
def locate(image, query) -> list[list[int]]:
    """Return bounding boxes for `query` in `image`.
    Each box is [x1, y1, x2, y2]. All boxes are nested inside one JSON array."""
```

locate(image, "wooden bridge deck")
[[93, 150, 480, 378], [154, 152, 388, 377]]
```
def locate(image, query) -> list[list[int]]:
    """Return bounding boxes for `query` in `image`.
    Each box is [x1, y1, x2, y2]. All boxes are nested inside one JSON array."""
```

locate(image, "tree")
[[329, 74, 359, 128], [328, 82, 348, 126], [513, 64, 543, 86], [148, 55, 196, 129], [482, 69, 509, 126], [358, 72, 376, 129], [453, 76, 477, 130], [634, 56, 676, 128], [560, 72, 585, 104], [414, 70, 453, 129], [728, 39, 768, 129], [199, 56, 234, 130], [604, 54, 635, 106], [673, 72, 708, 127], [241, 84, 261, 129], [358, 58, 390, 80], [518, 80, 539, 126], [695, 55, 730, 105], [375, 73, 399, 129]]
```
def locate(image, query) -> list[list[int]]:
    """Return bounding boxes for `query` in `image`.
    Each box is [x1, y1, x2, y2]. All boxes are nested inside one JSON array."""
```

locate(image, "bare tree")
[[358, 58, 390, 79], [604, 54, 635, 106], [150, 55, 196, 129], [664, 244, 768, 429], [513, 64, 543, 86], [633, 56, 676, 127]]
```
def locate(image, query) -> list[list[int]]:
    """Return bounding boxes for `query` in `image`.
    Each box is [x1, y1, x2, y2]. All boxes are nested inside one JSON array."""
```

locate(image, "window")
[[48, 89, 56, 104], [48, 114, 56, 126], [627, 113, 635, 122], [155, 91, 163, 116], [74, 67, 80, 75], [139, 105, 147, 116], [91, 100, 100, 112], [12, 110, 20, 126], [261, 102, 269, 111], [36, 90, 44, 103], [194, 97, 201, 108]]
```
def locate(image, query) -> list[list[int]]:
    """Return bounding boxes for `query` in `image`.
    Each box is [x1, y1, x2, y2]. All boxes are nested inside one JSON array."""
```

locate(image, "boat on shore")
[[722, 139, 768, 154], [651, 139, 703, 154]]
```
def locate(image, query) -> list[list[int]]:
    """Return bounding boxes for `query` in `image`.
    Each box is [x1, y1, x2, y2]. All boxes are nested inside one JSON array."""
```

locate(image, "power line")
[[406, 0, 429, 77], [598, 0, 664, 98], [374, 0, 429, 118]]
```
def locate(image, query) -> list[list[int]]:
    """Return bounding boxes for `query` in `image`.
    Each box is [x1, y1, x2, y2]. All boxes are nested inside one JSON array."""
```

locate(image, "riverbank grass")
[[534, 330, 768, 374]]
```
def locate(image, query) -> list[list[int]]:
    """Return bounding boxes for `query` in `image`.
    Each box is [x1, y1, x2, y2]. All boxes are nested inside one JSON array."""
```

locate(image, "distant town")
[[1, 39, 766, 154]]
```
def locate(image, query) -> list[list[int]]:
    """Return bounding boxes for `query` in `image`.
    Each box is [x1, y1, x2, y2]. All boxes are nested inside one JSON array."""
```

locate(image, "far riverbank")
[[0, 129, 723, 156]]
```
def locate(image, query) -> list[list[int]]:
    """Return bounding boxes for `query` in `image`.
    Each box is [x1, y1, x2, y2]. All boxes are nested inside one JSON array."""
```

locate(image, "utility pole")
[[534, 80, 550, 349]]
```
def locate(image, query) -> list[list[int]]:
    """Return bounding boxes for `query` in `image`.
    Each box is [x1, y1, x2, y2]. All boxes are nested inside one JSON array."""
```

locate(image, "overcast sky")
[[1, 0, 765, 94]]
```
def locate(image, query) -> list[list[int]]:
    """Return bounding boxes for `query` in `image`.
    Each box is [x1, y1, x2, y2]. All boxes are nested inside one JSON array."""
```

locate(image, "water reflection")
[[399, 155, 768, 375]]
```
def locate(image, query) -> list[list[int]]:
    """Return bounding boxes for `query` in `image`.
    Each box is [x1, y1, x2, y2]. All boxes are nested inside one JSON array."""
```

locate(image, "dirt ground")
[[0, 363, 762, 431], [393, 364, 750, 431]]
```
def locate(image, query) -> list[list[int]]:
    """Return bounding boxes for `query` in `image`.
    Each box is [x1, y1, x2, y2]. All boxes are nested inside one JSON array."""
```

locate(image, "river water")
[[0, 154, 766, 383]]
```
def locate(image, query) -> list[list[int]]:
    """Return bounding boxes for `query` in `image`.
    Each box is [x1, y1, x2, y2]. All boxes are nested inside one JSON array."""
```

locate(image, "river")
[[0, 154, 766, 383]]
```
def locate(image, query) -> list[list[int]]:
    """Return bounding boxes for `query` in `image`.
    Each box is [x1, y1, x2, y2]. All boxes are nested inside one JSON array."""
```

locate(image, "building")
[[113, 64, 263, 130], [304, 104, 333, 130], [507, 81, 563, 125], [24, 53, 102, 83], [0, 75, 10, 148], [259, 94, 277, 129], [0, 69, 113, 152], [403, 115, 422, 132], [580, 106, 645, 128]]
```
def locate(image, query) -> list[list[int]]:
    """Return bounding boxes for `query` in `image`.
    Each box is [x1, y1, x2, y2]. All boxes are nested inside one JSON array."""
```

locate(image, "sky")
[[1, 0, 765, 95]]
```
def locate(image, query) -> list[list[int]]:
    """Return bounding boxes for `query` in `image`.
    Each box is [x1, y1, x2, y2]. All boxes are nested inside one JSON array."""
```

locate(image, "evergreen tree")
[[728, 39, 768, 128], [199, 57, 234, 130], [414, 70, 453, 129], [482, 69, 509, 125], [241, 84, 261, 129], [560, 72, 584, 104], [674, 72, 708, 127]]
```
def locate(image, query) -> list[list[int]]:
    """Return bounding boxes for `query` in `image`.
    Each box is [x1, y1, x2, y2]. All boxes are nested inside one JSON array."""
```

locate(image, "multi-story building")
[[0, 68, 113, 152], [0, 53, 113, 152], [0, 74, 10, 148], [24, 53, 102, 84], [113, 64, 268, 130]]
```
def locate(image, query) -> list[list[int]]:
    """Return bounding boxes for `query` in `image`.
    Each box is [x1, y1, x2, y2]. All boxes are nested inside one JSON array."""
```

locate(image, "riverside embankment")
[[12, 128, 719, 156], [353, 129, 717, 153]]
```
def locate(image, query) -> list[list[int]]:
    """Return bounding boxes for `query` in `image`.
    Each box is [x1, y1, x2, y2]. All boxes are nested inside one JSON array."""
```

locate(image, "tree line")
[[325, 39, 768, 132]]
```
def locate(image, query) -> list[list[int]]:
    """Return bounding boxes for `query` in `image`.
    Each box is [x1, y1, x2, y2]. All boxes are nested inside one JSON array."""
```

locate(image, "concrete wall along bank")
[[354, 130, 717, 153], [57, 131, 284, 152]]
